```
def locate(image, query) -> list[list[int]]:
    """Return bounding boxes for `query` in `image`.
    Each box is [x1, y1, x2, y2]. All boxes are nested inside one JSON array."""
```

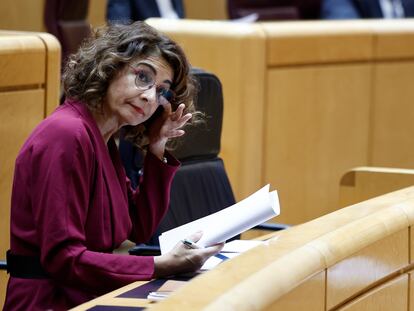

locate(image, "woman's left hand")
[[148, 103, 192, 160]]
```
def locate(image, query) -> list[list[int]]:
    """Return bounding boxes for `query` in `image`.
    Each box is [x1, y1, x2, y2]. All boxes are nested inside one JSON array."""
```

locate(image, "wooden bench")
[[0, 30, 60, 308]]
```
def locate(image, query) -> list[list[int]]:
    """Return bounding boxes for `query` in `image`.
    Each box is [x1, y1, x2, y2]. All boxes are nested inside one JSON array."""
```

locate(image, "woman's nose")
[[141, 85, 158, 105]]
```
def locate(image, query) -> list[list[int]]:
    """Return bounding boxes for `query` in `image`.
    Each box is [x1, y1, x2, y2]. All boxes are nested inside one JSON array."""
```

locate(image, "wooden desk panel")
[[0, 0, 45, 32], [264, 64, 371, 224], [0, 90, 44, 308], [262, 21, 374, 67], [370, 61, 414, 168], [327, 229, 408, 309], [0, 35, 45, 88], [0, 272, 8, 311], [0, 90, 44, 248], [267, 271, 325, 311], [183, 0, 227, 20], [410, 272, 414, 311], [0, 31, 60, 309], [71, 187, 414, 310], [338, 275, 408, 311], [35, 32, 61, 116], [70, 281, 151, 310], [372, 20, 414, 60]]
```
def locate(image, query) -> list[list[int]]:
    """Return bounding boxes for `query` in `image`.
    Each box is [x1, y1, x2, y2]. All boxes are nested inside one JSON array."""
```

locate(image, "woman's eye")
[[158, 88, 174, 101], [136, 69, 153, 86]]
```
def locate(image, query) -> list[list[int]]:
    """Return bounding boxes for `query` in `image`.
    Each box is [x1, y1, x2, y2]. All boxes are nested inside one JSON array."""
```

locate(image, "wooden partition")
[[146, 19, 414, 226], [0, 0, 105, 32], [142, 186, 414, 310], [0, 30, 60, 308], [339, 167, 414, 208], [0, 0, 226, 33]]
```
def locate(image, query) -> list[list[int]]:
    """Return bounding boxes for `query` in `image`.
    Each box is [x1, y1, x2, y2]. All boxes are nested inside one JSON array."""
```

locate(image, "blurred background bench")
[[0, 30, 60, 307]]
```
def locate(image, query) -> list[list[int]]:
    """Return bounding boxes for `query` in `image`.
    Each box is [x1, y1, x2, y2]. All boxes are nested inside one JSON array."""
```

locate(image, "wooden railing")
[[146, 186, 414, 310]]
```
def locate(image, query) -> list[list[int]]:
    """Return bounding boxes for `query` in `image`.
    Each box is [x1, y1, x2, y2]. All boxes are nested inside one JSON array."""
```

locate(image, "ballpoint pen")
[[181, 239, 229, 261]]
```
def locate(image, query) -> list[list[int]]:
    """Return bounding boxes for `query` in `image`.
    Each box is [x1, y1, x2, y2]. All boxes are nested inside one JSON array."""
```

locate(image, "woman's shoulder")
[[16, 105, 100, 169], [40, 108, 90, 142], [24, 103, 98, 153]]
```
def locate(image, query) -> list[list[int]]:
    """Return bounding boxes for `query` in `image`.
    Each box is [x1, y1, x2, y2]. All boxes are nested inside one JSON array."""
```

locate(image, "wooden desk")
[[70, 272, 203, 310], [70, 281, 152, 310], [72, 185, 414, 310]]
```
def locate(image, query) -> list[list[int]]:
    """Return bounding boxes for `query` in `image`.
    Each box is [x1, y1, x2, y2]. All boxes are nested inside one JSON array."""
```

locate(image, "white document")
[[159, 184, 280, 254], [201, 240, 266, 270], [221, 239, 265, 253]]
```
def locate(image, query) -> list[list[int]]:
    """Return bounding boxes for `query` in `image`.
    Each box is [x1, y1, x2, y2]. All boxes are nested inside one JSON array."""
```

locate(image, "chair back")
[[227, 0, 321, 20], [44, 0, 91, 65]]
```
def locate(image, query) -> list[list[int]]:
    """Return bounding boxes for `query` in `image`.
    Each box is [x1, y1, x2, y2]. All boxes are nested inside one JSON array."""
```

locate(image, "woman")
[[4, 22, 222, 310]]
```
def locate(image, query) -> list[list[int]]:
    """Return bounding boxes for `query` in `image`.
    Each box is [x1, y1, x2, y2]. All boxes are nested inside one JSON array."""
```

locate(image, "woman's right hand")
[[153, 231, 224, 278]]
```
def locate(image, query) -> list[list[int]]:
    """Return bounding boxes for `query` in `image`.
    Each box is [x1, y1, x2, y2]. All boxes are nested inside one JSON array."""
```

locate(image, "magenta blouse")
[[4, 100, 179, 310]]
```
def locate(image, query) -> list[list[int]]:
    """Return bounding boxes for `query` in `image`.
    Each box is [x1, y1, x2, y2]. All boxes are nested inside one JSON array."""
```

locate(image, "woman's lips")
[[129, 103, 145, 116]]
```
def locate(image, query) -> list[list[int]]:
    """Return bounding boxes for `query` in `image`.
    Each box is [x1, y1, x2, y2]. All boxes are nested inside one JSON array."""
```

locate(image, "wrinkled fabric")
[[4, 100, 179, 310]]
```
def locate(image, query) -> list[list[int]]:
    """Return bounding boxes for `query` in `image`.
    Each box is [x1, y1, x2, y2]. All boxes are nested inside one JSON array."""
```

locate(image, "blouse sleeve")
[[127, 150, 180, 243], [26, 121, 176, 293]]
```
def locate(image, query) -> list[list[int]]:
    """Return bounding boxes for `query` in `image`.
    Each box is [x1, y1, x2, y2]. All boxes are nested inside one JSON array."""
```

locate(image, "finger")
[[163, 102, 172, 116], [187, 231, 203, 243], [164, 129, 185, 138], [171, 104, 185, 121], [162, 114, 191, 136], [172, 113, 192, 130], [199, 243, 225, 257], [178, 113, 192, 124]]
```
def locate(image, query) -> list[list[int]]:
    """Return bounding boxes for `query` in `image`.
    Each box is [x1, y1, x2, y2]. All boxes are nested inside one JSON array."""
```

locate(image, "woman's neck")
[[91, 108, 119, 144]]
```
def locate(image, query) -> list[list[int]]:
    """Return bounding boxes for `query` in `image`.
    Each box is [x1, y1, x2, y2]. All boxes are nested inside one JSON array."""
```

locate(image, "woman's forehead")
[[131, 55, 173, 77]]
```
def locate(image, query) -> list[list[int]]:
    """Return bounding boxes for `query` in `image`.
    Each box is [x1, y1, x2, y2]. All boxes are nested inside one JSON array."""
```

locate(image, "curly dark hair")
[[62, 21, 198, 148]]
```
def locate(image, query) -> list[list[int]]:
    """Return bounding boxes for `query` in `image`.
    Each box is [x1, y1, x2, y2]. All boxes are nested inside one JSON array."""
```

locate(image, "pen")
[[181, 239, 200, 249], [181, 239, 229, 261]]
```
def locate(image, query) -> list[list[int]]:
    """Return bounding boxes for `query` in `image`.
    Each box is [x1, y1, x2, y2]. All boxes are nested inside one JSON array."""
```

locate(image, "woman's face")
[[104, 55, 174, 128]]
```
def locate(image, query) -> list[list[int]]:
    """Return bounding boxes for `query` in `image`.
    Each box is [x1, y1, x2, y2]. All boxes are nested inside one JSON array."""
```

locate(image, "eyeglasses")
[[129, 64, 175, 106]]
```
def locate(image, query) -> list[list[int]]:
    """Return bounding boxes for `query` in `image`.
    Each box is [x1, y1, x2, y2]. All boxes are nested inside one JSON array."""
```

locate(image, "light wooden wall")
[[0, 0, 45, 32], [0, 0, 227, 34], [0, 31, 60, 309], [183, 0, 227, 20], [0, 0, 106, 33], [146, 19, 414, 226], [147, 186, 414, 310]]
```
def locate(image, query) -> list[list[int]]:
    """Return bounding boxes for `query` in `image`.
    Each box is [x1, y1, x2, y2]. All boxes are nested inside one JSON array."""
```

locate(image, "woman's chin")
[[125, 116, 148, 127]]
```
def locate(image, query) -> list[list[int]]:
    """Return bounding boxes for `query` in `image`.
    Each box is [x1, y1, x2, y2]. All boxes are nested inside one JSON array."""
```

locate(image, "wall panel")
[[370, 62, 414, 168], [338, 275, 408, 311], [327, 229, 409, 309], [265, 64, 371, 224]]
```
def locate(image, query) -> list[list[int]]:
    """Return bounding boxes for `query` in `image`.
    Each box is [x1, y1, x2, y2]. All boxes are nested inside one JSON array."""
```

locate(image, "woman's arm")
[[127, 150, 180, 243]]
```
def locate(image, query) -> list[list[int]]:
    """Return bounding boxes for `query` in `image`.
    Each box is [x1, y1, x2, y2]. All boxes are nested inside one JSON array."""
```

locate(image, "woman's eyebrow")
[[136, 61, 172, 86], [135, 61, 156, 74]]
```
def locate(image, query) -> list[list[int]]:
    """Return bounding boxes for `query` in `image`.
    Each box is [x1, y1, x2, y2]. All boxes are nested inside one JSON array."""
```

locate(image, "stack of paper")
[[159, 184, 280, 254], [147, 280, 187, 302]]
